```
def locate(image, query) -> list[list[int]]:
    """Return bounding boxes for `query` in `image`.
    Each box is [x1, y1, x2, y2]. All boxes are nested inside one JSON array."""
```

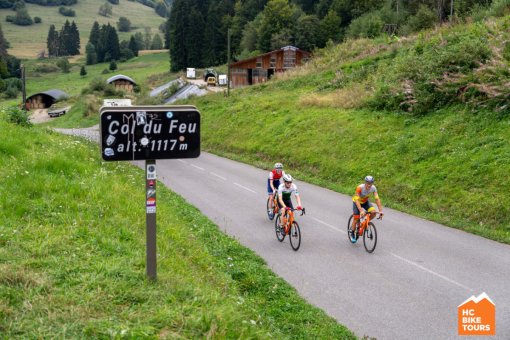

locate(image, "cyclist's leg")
[[352, 202, 361, 231], [282, 199, 293, 225], [367, 202, 376, 220], [267, 179, 274, 207]]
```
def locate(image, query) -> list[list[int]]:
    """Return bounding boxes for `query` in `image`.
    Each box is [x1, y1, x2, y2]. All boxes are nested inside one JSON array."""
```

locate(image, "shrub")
[[401, 5, 437, 35], [13, 8, 33, 26], [488, 0, 510, 17], [58, 6, 75, 17], [33, 63, 59, 73], [80, 65, 87, 76], [109, 60, 117, 71], [3, 85, 18, 98], [101, 68, 110, 74], [346, 12, 384, 39], [56, 58, 70, 73], [4, 105, 31, 127], [33, 16, 41, 23]]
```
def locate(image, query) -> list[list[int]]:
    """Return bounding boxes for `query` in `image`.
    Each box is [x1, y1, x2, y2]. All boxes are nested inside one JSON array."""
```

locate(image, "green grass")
[[177, 33, 510, 244], [0, 115, 355, 338], [0, 0, 166, 58]]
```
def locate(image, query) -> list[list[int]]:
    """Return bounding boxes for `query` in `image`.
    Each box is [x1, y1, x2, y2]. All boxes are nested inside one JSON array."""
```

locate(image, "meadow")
[[0, 112, 355, 338], [0, 0, 166, 58]]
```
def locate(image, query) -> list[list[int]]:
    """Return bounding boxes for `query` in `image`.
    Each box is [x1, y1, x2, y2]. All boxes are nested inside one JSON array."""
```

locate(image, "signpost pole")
[[146, 159, 157, 280]]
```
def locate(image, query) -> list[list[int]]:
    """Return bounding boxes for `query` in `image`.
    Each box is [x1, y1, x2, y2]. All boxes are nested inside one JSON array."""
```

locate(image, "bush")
[[59, 6, 75, 17], [4, 77, 22, 90], [5, 15, 13, 22], [3, 85, 18, 98], [33, 63, 59, 73], [4, 105, 31, 127], [117, 16, 131, 32], [109, 60, 117, 71], [13, 8, 33, 26], [401, 5, 437, 35], [346, 12, 384, 39], [33, 16, 41, 23], [80, 65, 87, 76], [101, 68, 110, 74], [56, 58, 71, 73], [489, 0, 510, 17]]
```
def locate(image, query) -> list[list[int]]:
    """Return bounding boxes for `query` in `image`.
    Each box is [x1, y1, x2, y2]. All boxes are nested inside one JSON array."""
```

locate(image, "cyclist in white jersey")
[[278, 174, 303, 224]]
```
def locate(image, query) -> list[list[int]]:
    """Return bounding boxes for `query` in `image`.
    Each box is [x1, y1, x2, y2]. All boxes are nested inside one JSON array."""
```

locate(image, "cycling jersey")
[[278, 183, 299, 201], [269, 169, 285, 180], [352, 184, 379, 204]]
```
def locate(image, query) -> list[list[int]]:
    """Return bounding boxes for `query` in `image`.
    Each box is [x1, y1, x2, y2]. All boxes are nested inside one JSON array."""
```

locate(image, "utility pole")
[[450, 0, 454, 20], [21, 64, 26, 111], [227, 28, 231, 97]]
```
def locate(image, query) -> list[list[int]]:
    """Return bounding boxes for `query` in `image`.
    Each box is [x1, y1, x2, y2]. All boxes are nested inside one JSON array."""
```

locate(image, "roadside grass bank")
[[183, 85, 510, 245], [178, 17, 510, 245], [0, 117, 355, 338]]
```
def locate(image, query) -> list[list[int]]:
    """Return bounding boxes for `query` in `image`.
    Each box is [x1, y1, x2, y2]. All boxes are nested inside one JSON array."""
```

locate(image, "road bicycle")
[[266, 191, 279, 220], [275, 207, 305, 251], [347, 211, 382, 253]]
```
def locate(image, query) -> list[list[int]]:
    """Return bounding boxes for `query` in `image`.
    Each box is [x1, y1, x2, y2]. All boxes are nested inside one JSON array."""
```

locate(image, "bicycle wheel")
[[289, 221, 301, 251], [275, 214, 285, 242], [363, 222, 377, 253], [267, 197, 275, 220], [347, 214, 356, 243]]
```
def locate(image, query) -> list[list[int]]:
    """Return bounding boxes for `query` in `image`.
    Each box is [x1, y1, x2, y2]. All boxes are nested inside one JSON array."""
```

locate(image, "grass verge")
[[0, 116, 355, 338]]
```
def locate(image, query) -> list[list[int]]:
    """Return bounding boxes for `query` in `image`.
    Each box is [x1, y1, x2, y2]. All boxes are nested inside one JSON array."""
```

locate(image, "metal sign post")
[[146, 160, 157, 279], [100, 105, 201, 280]]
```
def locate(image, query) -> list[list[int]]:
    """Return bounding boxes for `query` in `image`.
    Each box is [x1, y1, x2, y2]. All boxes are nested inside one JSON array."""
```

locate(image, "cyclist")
[[350, 175, 383, 241], [277, 174, 303, 225], [267, 163, 285, 212]]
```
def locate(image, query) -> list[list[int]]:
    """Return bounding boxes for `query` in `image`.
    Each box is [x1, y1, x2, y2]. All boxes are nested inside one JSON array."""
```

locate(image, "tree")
[[319, 9, 342, 45], [56, 58, 70, 73], [58, 20, 72, 56], [0, 23, 10, 57], [13, 7, 33, 26], [128, 35, 138, 56], [98, 2, 112, 17], [47, 24, 59, 57], [143, 28, 152, 51], [150, 34, 163, 50], [88, 21, 100, 48], [133, 32, 145, 50], [109, 60, 117, 71], [117, 16, 131, 32], [294, 14, 320, 51], [85, 42, 97, 65], [69, 21, 80, 55], [257, 0, 295, 52], [80, 65, 87, 76]]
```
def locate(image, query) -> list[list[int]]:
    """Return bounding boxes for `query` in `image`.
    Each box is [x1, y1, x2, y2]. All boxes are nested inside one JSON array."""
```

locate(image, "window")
[[270, 54, 276, 69], [256, 57, 262, 68]]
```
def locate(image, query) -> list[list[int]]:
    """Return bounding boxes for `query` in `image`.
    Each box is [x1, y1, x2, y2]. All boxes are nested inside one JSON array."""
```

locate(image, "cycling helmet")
[[282, 174, 293, 183], [274, 162, 283, 169], [364, 175, 375, 183]]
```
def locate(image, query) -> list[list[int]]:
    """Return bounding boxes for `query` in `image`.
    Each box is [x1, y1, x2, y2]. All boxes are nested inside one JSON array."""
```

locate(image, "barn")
[[229, 46, 311, 88], [107, 74, 137, 93], [25, 89, 69, 110]]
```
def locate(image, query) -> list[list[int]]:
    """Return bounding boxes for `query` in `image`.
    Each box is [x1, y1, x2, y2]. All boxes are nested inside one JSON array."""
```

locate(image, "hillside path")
[[57, 126, 510, 339]]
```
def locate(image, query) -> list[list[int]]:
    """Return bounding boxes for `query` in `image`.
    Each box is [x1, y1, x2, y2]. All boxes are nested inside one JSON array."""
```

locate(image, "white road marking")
[[311, 217, 346, 234], [191, 164, 205, 171], [234, 182, 256, 194], [210, 172, 226, 181], [388, 252, 473, 292]]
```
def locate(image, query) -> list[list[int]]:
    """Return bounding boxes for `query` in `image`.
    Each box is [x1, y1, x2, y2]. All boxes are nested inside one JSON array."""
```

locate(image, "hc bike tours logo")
[[458, 292, 495, 336]]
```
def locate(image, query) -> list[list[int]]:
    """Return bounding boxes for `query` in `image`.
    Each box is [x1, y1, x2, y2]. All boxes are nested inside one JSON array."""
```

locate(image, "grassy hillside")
[[0, 114, 355, 338], [178, 18, 510, 244], [0, 0, 166, 58]]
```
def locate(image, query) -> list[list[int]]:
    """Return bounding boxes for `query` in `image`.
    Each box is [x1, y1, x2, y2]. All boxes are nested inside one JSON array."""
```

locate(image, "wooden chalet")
[[229, 46, 310, 88], [25, 89, 69, 110], [107, 74, 137, 93]]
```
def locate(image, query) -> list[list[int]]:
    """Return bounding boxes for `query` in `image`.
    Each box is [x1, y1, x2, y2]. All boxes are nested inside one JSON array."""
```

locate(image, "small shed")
[[229, 46, 311, 88], [25, 89, 69, 110], [107, 74, 137, 93]]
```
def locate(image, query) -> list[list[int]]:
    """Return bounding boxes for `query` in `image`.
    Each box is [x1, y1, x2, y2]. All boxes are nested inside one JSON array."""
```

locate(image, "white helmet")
[[282, 174, 293, 183], [364, 175, 375, 183], [274, 162, 283, 169]]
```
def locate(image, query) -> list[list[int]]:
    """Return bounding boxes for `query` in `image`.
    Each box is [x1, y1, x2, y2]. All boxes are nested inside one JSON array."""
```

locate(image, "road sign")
[[100, 105, 200, 161]]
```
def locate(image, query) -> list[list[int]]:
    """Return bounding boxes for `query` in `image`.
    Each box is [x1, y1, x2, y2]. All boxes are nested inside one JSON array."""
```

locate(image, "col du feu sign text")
[[100, 105, 200, 161]]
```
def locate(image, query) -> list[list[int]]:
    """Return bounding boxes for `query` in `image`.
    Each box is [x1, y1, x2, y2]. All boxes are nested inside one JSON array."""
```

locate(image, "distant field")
[[0, 0, 166, 58]]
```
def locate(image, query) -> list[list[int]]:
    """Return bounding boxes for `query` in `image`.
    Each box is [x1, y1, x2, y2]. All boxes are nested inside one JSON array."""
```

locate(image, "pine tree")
[[106, 24, 120, 61], [169, 0, 189, 71], [85, 42, 97, 65], [59, 20, 72, 56], [0, 24, 9, 58], [69, 21, 80, 55], [89, 21, 100, 48], [128, 35, 139, 56], [150, 34, 163, 50], [109, 60, 117, 71], [47, 24, 59, 57], [80, 65, 87, 76]]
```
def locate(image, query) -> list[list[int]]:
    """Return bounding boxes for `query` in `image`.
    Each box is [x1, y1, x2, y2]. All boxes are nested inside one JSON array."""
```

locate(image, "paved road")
[[56, 127, 509, 339]]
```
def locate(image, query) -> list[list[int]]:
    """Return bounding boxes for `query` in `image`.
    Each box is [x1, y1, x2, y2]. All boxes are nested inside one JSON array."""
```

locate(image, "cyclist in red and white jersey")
[[267, 163, 285, 211]]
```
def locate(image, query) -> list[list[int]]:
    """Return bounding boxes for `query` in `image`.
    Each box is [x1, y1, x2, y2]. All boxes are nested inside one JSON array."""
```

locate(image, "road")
[[56, 127, 509, 339]]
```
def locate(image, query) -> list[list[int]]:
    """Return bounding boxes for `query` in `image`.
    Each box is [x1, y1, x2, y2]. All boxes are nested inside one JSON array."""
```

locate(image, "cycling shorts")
[[267, 179, 280, 195], [353, 201, 373, 218], [278, 198, 293, 210]]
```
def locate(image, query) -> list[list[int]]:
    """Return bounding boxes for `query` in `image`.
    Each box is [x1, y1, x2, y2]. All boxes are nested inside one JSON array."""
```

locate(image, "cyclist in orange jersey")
[[350, 176, 384, 241]]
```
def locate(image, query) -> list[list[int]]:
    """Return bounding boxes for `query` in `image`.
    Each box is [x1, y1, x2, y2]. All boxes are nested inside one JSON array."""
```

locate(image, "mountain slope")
[[0, 0, 166, 58]]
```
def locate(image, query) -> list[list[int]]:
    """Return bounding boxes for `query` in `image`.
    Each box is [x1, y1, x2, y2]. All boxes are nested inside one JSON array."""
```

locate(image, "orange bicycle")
[[347, 211, 382, 253], [266, 191, 279, 221], [275, 208, 305, 251]]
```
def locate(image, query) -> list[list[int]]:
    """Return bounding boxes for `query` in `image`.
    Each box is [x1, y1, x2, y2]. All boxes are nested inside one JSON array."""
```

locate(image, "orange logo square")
[[458, 292, 495, 336]]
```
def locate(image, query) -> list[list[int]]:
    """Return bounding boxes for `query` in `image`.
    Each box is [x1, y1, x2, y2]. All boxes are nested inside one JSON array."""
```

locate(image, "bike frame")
[[358, 212, 381, 235]]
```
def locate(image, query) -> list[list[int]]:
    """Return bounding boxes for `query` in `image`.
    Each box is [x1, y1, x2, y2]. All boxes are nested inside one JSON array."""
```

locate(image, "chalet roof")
[[27, 89, 69, 101], [229, 46, 310, 68], [106, 74, 137, 85]]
